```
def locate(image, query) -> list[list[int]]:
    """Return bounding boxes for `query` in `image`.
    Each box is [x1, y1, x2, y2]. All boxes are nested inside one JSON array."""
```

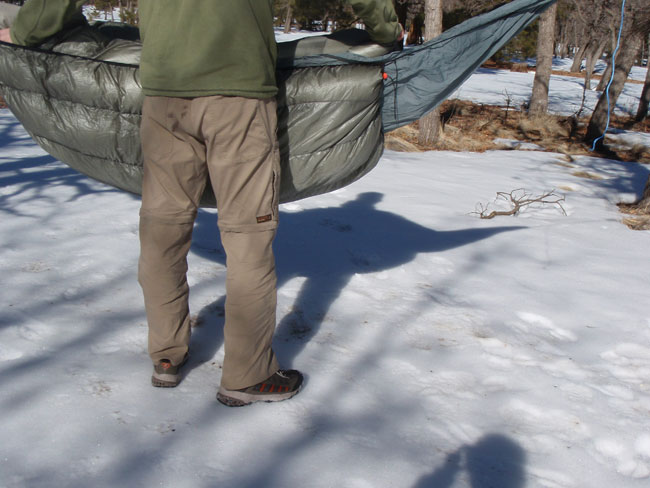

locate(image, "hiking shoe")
[[151, 356, 188, 388], [217, 369, 303, 407]]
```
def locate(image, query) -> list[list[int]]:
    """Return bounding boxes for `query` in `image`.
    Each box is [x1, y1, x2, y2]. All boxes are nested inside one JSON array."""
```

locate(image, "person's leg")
[[197, 95, 281, 390], [139, 96, 207, 368]]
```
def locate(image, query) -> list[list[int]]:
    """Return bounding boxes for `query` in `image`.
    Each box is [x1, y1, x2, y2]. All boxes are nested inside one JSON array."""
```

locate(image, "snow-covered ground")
[[1, 32, 650, 488], [552, 57, 647, 83], [451, 65, 644, 118]]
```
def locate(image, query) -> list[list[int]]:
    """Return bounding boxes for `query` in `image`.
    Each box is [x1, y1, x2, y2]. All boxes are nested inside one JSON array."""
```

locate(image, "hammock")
[[0, 0, 556, 205]]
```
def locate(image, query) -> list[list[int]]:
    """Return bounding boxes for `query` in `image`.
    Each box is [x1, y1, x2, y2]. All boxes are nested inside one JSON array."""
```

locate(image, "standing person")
[[1, 0, 402, 407]]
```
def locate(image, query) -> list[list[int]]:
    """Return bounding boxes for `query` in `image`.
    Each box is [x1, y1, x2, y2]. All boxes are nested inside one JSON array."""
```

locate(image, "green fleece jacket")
[[10, 0, 400, 98]]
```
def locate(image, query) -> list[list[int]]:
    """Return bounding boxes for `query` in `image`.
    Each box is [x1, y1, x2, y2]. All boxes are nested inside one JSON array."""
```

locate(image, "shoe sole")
[[216, 385, 302, 407], [151, 356, 188, 388], [151, 373, 180, 388]]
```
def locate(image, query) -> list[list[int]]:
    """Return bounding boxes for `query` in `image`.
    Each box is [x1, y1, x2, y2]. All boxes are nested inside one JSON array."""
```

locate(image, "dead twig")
[[503, 89, 512, 123], [472, 189, 567, 219]]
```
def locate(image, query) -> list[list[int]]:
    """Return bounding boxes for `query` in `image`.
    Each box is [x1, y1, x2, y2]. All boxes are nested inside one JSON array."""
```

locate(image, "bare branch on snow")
[[472, 189, 567, 219]]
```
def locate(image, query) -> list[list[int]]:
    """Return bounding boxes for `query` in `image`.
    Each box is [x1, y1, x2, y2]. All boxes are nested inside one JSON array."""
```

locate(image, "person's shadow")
[[188, 192, 523, 368], [413, 434, 526, 488]]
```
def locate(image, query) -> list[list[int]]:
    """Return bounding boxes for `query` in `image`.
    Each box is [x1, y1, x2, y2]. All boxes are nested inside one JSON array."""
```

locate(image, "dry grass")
[[619, 194, 650, 230], [385, 99, 650, 164], [511, 63, 529, 73], [571, 171, 604, 180], [620, 215, 650, 230]]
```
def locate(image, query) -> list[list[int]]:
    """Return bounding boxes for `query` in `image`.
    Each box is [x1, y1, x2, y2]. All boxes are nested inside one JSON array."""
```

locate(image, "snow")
[[493, 138, 545, 151], [274, 28, 328, 43], [605, 129, 650, 151], [451, 66, 644, 117], [1, 36, 650, 488], [553, 57, 648, 83], [82, 5, 122, 22]]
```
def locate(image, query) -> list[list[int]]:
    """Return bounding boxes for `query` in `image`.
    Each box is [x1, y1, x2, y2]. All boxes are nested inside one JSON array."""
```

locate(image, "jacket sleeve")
[[10, 0, 87, 46], [347, 0, 401, 45]]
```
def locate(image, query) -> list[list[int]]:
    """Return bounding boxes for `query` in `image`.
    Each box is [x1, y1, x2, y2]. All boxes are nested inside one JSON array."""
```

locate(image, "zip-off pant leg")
[[197, 95, 281, 390], [138, 95, 281, 389], [139, 97, 206, 367]]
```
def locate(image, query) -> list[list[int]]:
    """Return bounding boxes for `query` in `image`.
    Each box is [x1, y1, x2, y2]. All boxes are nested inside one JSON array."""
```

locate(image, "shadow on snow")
[[413, 434, 526, 488], [188, 191, 523, 373]]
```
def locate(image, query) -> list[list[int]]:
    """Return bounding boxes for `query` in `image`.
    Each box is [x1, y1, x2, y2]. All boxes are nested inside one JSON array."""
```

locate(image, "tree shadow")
[[0, 115, 123, 212], [413, 434, 526, 488], [188, 192, 524, 371], [570, 155, 650, 199]]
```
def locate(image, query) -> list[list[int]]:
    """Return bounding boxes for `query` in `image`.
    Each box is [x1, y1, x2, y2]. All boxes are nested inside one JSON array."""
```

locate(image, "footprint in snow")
[[515, 312, 577, 342], [557, 383, 594, 403], [83, 379, 112, 398], [592, 437, 650, 479], [19, 321, 55, 342], [0, 344, 24, 361], [21, 261, 50, 273], [599, 343, 650, 386], [499, 399, 589, 447]]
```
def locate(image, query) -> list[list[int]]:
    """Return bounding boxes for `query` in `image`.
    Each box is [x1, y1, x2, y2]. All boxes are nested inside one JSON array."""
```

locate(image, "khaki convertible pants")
[[138, 95, 281, 390]]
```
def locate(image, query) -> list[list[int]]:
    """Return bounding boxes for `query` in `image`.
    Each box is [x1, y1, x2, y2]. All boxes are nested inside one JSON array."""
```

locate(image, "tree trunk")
[[529, 3, 557, 115], [635, 37, 650, 122], [584, 37, 607, 90], [418, 0, 443, 145], [570, 40, 589, 73], [596, 26, 619, 91], [596, 55, 613, 91], [585, 32, 644, 149], [283, 3, 293, 34], [555, 14, 569, 58]]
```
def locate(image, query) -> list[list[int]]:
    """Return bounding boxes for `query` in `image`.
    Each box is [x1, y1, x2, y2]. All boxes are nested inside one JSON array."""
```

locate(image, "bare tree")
[[418, 0, 442, 145], [554, 0, 575, 59], [634, 35, 650, 122], [570, 0, 621, 111], [284, 1, 294, 33], [118, 0, 138, 25], [568, 0, 614, 81], [585, 35, 643, 149], [585, 0, 648, 149], [529, 3, 557, 115]]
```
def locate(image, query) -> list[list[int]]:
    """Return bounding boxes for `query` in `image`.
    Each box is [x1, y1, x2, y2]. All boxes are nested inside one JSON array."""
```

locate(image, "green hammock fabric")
[[0, 0, 556, 204]]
